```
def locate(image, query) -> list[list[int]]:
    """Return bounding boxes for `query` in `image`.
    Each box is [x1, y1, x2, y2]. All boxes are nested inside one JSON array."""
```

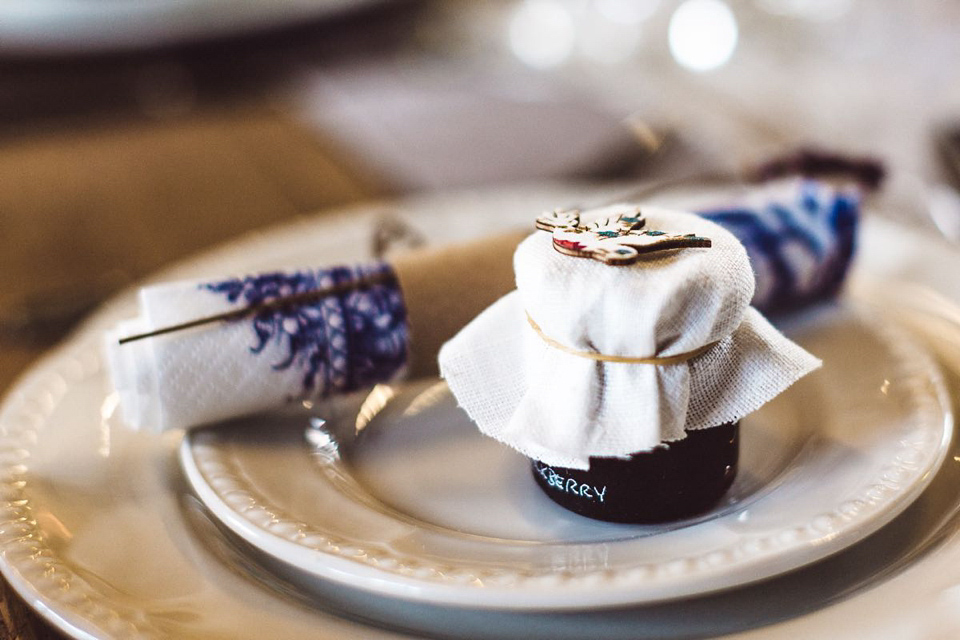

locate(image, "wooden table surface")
[[0, 9, 418, 636]]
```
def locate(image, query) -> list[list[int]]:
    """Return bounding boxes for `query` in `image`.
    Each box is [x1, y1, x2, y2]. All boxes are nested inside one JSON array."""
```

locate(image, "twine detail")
[[117, 270, 396, 345], [525, 313, 718, 365]]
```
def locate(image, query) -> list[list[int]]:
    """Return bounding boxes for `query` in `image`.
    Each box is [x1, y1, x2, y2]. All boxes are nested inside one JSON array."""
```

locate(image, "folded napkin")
[[105, 178, 860, 432], [106, 264, 407, 431], [699, 178, 859, 314], [438, 207, 821, 469], [106, 230, 524, 431]]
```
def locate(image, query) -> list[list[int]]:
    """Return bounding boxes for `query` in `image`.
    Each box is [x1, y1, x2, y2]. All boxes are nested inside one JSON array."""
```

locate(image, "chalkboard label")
[[533, 461, 608, 503]]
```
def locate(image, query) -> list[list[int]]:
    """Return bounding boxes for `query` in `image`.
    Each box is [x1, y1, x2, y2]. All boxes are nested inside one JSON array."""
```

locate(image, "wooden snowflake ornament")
[[535, 208, 712, 265]]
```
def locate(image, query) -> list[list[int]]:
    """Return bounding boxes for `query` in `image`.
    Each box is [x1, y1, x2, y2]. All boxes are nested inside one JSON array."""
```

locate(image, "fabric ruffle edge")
[[439, 291, 821, 469]]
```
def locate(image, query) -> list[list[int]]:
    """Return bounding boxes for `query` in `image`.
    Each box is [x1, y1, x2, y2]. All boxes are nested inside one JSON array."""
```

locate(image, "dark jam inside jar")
[[531, 422, 739, 524]]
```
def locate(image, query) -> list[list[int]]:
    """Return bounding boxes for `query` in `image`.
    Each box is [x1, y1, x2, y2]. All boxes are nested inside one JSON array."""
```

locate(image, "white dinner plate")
[[179, 302, 951, 610], [2, 183, 960, 638]]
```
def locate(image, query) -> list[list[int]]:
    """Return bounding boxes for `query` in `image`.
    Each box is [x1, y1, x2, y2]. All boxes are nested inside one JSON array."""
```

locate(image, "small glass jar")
[[531, 422, 739, 523]]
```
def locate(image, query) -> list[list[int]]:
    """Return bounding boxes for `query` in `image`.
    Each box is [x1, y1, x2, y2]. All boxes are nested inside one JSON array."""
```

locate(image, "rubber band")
[[526, 312, 717, 365]]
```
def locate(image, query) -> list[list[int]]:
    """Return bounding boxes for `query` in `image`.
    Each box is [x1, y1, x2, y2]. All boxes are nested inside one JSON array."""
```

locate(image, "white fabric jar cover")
[[439, 205, 821, 470]]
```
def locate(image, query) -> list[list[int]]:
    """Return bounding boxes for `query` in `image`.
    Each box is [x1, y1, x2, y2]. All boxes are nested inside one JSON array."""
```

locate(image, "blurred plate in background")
[[0, 0, 388, 54]]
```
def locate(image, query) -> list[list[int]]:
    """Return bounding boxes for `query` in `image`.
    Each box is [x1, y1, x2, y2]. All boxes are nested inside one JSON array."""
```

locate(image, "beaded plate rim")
[[0, 336, 166, 639]]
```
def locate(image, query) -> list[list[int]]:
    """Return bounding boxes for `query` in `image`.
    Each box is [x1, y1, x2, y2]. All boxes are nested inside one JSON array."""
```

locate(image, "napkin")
[[106, 231, 525, 432], [105, 179, 858, 432], [438, 207, 821, 469], [106, 263, 407, 431], [699, 178, 859, 315]]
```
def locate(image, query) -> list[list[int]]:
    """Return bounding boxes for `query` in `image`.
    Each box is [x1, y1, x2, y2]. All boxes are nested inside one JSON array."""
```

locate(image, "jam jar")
[[531, 421, 739, 523]]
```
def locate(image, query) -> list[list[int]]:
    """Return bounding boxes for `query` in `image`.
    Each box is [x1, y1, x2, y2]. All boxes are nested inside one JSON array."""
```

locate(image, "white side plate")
[[179, 302, 952, 610]]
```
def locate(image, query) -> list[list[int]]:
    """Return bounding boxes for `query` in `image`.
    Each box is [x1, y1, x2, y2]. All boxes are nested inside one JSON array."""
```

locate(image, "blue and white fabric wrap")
[[699, 179, 858, 314], [106, 263, 406, 432]]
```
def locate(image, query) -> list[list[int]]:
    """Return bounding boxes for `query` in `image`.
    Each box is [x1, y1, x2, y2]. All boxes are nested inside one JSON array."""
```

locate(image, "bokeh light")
[[668, 0, 739, 72]]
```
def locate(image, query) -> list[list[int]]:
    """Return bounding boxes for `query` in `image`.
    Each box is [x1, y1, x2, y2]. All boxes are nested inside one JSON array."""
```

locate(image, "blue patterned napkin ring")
[[535, 208, 711, 265]]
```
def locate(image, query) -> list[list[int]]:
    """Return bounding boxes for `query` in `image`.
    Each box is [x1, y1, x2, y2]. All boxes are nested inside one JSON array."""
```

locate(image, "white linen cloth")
[[439, 206, 821, 469]]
